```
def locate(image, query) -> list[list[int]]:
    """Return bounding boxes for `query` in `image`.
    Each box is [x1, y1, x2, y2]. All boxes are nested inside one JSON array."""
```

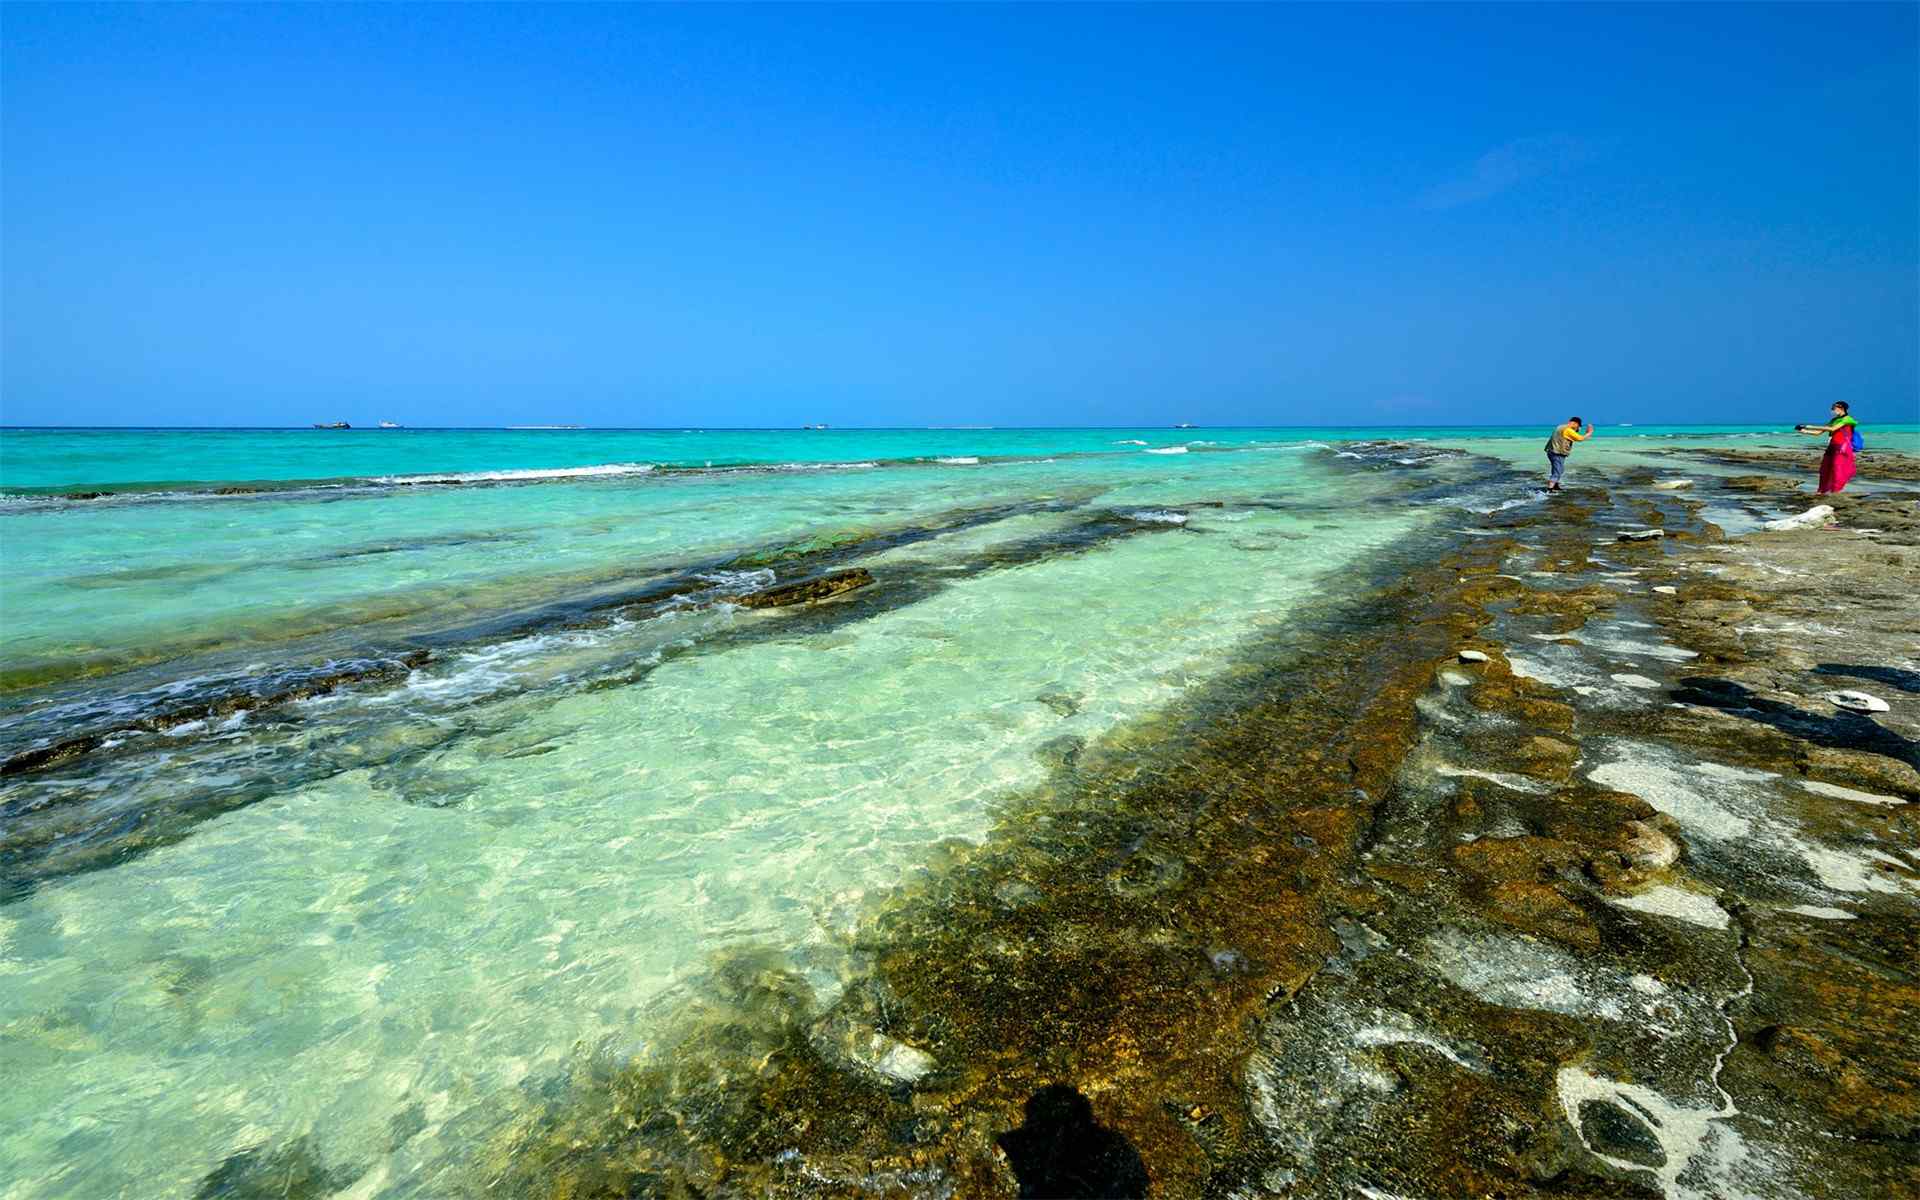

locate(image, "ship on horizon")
[[312, 421, 351, 429]]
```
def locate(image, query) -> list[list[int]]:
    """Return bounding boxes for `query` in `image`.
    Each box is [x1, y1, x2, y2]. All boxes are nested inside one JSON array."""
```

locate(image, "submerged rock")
[[0, 733, 106, 776], [0, 650, 432, 778], [1577, 1099, 1668, 1167], [193, 1135, 354, 1199], [1036, 690, 1082, 718], [812, 1015, 937, 1085], [736, 568, 874, 609]]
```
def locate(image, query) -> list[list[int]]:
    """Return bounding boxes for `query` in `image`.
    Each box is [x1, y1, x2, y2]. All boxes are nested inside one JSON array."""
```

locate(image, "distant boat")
[[1174, 422, 1196, 429], [312, 421, 351, 429], [378, 420, 402, 429], [803, 423, 829, 430]]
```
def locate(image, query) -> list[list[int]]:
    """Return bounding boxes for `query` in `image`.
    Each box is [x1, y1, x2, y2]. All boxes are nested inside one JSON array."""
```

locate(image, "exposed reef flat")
[[206, 454, 1920, 1199], [1657, 444, 1920, 485]]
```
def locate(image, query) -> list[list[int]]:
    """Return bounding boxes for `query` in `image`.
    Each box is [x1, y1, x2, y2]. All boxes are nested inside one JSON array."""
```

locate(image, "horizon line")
[[4, 421, 1902, 433]]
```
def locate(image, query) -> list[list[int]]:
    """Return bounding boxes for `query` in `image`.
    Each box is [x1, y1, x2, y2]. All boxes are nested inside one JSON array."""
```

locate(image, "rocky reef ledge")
[[425, 459, 1917, 1200]]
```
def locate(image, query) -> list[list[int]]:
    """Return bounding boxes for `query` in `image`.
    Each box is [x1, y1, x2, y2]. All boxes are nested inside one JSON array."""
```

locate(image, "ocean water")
[[0, 423, 1913, 1198]]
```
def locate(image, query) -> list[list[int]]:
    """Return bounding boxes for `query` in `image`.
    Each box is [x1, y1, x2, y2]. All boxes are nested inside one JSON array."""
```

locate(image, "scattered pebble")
[[1652, 479, 1694, 490], [1618, 529, 1665, 541], [1457, 650, 1489, 663], [1652, 585, 1677, 595]]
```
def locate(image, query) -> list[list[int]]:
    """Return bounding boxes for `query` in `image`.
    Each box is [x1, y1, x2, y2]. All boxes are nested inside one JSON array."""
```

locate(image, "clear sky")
[[3, 3, 1915, 429]]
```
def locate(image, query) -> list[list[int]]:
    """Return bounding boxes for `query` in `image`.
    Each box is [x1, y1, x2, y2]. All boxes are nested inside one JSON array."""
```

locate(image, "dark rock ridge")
[[0, 650, 431, 778], [735, 568, 874, 609]]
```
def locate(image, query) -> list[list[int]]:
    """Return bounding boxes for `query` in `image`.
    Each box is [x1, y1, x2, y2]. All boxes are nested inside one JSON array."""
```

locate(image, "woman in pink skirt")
[[1795, 401, 1859, 495]]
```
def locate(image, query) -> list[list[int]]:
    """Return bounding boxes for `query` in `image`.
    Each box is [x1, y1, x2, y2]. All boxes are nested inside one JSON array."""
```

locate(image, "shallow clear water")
[[0, 424, 1912, 1198]]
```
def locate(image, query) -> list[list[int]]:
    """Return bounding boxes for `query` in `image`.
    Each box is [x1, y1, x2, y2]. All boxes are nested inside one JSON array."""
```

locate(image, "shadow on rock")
[[1813, 663, 1920, 695], [996, 1085, 1150, 1199], [1672, 677, 1918, 769]]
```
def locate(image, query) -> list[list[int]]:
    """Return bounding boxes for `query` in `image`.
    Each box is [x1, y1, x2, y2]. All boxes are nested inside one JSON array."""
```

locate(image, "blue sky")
[[3, 3, 1915, 428]]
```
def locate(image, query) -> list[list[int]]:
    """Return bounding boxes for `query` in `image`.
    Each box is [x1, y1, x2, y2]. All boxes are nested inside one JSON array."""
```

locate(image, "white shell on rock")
[[1458, 650, 1490, 663], [1762, 505, 1835, 532], [1652, 585, 1678, 595], [1823, 690, 1890, 715], [1618, 529, 1665, 541]]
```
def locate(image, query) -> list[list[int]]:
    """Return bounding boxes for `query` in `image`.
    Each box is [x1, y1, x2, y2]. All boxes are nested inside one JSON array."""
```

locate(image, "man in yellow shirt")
[[1544, 415, 1592, 492]]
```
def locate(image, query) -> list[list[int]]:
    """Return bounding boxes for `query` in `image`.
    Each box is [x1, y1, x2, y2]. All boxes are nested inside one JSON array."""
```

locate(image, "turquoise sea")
[[1, 422, 1913, 1198]]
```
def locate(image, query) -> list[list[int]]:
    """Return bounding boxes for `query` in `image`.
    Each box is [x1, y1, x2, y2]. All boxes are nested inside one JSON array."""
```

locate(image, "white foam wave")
[[662, 570, 777, 611], [1124, 509, 1189, 525], [1144, 446, 1189, 455], [934, 457, 980, 465], [693, 568, 777, 592], [1113, 439, 1148, 446], [373, 463, 655, 485], [1468, 495, 1540, 515]]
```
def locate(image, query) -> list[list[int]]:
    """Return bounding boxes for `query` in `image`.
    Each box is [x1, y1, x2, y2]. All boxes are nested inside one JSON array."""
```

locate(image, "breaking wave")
[[374, 463, 657, 485]]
